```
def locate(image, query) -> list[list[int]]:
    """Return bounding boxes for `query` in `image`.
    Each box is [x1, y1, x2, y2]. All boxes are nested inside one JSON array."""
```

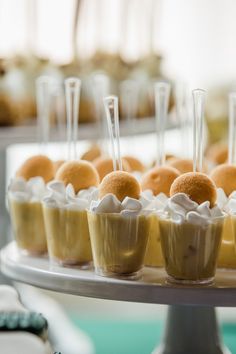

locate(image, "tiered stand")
[[1, 242, 235, 354]]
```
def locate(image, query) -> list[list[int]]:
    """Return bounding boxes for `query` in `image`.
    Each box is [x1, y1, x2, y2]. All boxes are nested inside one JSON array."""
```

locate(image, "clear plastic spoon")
[[120, 79, 139, 154], [192, 89, 206, 173], [92, 73, 110, 153], [154, 81, 170, 166], [103, 95, 122, 171], [120, 79, 139, 134], [175, 82, 188, 157], [51, 80, 65, 142], [65, 77, 81, 160], [228, 92, 236, 164], [36, 76, 52, 153]]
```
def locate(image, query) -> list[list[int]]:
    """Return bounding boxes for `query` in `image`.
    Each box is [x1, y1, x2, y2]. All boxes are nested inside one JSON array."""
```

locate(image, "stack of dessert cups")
[[157, 89, 225, 285], [8, 77, 54, 255], [87, 95, 152, 279], [42, 78, 99, 267]]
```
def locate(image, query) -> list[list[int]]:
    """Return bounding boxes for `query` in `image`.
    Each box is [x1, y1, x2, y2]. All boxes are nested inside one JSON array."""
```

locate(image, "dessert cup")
[[159, 216, 224, 285], [88, 212, 150, 279], [9, 198, 47, 255], [217, 216, 236, 268], [8, 177, 47, 255], [42, 182, 96, 267], [231, 215, 236, 256], [144, 214, 164, 267], [43, 206, 92, 267]]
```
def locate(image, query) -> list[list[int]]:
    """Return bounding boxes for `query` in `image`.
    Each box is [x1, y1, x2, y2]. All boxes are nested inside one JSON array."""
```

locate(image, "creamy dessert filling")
[[8, 177, 47, 254], [216, 188, 236, 268], [158, 192, 224, 284], [141, 190, 168, 267], [88, 191, 152, 278], [42, 181, 97, 266]]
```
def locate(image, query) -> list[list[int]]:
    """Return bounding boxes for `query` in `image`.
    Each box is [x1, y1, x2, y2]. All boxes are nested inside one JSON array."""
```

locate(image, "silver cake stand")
[[1, 242, 235, 354]]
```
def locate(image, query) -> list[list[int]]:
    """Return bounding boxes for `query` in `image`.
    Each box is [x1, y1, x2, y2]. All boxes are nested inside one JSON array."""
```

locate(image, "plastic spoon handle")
[[92, 73, 110, 120], [103, 95, 122, 171], [65, 77, 81, 160], [192, 89, 206, 173], [36, 76, 51, 153], [228, 92, 236, 164], [120, 79, 139, 133], [154, 82, 170, 166], [51, 80, 65, 142], [175, 82, 188, 157], [92, 73, 110, 152]]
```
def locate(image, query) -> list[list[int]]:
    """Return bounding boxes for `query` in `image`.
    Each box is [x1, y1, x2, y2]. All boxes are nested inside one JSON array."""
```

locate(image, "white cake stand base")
[[154, 305, 231, 354], [1, 242, 235, 354]]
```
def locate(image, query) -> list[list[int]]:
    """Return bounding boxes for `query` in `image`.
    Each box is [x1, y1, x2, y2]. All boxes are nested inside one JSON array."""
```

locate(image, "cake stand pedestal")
[[154, 305, 230, 354], [1, 242, 235, 354]]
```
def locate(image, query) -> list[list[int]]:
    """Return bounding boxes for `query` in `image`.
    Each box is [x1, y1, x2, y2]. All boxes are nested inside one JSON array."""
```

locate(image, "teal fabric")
[[222, 323, 236, 354], [71, 316, 236, 354]]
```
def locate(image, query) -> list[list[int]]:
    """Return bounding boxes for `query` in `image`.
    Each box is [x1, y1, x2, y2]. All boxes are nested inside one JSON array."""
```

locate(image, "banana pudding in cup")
[[141, 166, 180, 267], [8, 155, 54, 255], [215, 189, 236, 269], [43, 160, 99, 267], [159, 172, 225, 285], [88, 171, 151, 279], [210, 165, 236, 268]]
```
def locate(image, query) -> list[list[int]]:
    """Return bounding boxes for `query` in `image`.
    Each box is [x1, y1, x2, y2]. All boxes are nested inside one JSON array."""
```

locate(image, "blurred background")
[[1, 1, 236, 353], [1, 0, 236, 141]]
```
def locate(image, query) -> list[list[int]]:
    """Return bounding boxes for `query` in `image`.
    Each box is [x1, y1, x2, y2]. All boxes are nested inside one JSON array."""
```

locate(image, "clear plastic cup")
[[87, 212, 150, 279], [144, 214, 164, 267], [231, 215, 236, 258], [9, 198, 47, 255], [43, 205, 92, 267], [218, 215, 236, 268], [159, 216, 225, 285]]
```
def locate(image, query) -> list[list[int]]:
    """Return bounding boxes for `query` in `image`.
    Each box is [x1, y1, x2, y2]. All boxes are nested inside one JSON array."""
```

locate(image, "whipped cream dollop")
[[216, 188, 236, 215], [159, 192, 224, 225], [141, 190, 169, 211], [8, 177, 46, 202], [90, 193, 153, 217], [43, 181, 98, 211]]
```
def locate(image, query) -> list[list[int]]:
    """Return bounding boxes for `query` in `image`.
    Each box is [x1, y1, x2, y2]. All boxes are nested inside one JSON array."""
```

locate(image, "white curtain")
[[0, 0, 236, 87]]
